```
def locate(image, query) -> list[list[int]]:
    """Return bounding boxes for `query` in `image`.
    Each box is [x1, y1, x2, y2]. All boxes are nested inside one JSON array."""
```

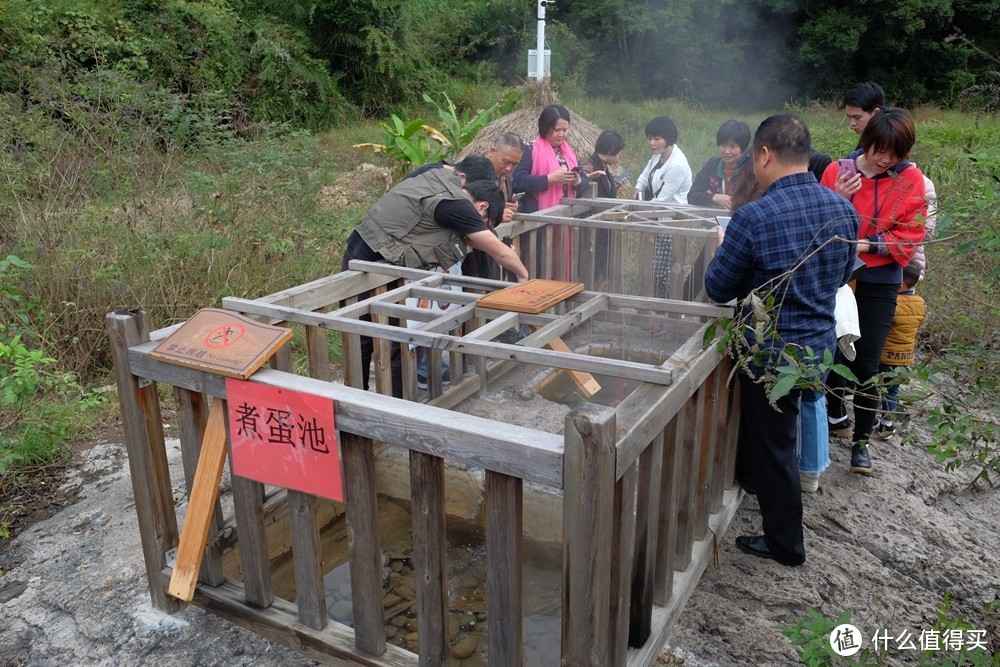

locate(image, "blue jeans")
[[878, 363, 902, 419], [416, 347, 449, 381], [798, 391, 830, 475]]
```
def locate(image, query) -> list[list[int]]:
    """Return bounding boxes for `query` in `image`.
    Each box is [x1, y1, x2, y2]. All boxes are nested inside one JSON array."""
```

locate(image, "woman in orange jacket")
[[820, 108, 927, 475]]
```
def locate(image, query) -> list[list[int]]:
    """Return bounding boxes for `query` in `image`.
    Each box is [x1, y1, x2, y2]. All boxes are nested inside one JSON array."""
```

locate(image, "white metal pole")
[[536, 0, 547, 81]]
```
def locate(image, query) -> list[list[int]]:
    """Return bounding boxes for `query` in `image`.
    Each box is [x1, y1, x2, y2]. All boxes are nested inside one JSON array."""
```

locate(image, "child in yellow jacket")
[[874, 263, 927, 438]]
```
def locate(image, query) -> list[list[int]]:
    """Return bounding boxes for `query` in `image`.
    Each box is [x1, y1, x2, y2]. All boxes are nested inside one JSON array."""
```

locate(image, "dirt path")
[[668, 422, 1000, 665]]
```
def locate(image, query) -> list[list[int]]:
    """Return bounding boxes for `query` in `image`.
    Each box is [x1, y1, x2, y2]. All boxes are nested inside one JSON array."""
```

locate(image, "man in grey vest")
[[341, 162, 530, 396]]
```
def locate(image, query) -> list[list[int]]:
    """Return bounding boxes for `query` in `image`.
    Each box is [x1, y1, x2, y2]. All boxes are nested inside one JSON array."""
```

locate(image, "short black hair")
[[716, 120, 751, 151], [538, 104, 571, 138], [859, 107, 915, 162], [843, 82, 886, 112], [752, 113, 811, 165], [902, 262, 921, 288], [645, 116, 678, 145], [454, 155, 496, 183], [594, 130, 625, 156], [463, 179, 505, 225]]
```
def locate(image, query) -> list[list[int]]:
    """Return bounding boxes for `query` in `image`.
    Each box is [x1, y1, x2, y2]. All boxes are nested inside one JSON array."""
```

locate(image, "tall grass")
[[3, 89, 998, 383]]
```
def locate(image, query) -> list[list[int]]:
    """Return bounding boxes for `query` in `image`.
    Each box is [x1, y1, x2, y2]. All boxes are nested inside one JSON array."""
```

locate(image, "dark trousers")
[[827, 282, 898, 444], [737, 373, 805, 565], [342, 231, 404, 398]]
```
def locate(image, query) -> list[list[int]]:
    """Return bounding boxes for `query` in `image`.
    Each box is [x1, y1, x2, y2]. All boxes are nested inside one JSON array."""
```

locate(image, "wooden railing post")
[[106, 309, 181, 612], [562, 403, 617, 666], [629, 430, 663, 647], [270, 344, 328, 630], [486, 470, 523, 667], [410, 451, 449, 665], [341, 432, 386, 656]]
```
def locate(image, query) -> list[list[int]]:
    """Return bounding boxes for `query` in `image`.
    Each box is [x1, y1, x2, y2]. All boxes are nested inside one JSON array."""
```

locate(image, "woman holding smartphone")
[[512, 104, 589, 213], [512, 104, 590, 279], [819, 108, 927, 476]]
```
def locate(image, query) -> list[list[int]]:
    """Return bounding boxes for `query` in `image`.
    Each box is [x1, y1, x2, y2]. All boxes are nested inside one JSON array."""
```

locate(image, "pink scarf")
[[530, 135, 579, 280], [530, 135, 579, 210]]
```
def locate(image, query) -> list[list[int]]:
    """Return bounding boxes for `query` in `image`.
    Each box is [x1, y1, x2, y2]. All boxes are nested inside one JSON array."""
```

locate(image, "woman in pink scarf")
[[512, 104, 590, 213], [512, 104, 589, 278]]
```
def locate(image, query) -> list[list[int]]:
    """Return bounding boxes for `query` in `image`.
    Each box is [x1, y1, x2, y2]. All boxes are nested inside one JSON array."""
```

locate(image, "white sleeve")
[[652, 164, 687, 202], [634, 156, 654, 193]]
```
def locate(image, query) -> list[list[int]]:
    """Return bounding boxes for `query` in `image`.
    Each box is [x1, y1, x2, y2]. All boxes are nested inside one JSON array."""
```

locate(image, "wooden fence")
[[107, 201, 743, 666]]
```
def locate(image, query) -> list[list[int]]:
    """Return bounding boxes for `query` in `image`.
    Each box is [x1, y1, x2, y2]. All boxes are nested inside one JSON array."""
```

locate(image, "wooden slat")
[[673, 393, 699, 571], [341, 432, 386, 656], [372, 283, 393, 396], [692, 369, 718, 540], [638, 232, 655, 297], [654, 414, 683, 606], [171, 574, 417, 666], [105, 310, 181, 613], [607, 225, 624, 294], [306, 321, 332, 382], [629, 431, 663, 648], [225, 397, 274, 608], [340, 295, 364, 389], [577, 223, 596, 288], [562, 404, 617, 666], [709, 363, 730, 512], [667, 235, 687, 301], [168, 400, 229, 602], [174, 387, 226, 586], [723, 364, 742, 490], [256, 269, 395, 312], [624, 487, 744, 667], [609, 464, 637, 665], [486, 471, 523, 667], [287, 490, 327, 629], [410, 451, 449, 666]]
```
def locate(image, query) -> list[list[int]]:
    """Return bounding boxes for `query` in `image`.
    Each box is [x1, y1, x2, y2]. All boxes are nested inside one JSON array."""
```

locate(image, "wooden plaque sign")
[[476, 279, 584, 314], [149, 308, 293, 380]]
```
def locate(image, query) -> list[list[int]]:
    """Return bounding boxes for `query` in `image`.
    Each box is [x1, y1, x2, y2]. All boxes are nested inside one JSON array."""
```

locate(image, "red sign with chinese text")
[[226, 379, 343, 501]]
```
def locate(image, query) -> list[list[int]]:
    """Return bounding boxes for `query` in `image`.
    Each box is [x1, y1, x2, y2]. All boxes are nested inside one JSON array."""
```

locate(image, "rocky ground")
[[1, 399, 998, 666]]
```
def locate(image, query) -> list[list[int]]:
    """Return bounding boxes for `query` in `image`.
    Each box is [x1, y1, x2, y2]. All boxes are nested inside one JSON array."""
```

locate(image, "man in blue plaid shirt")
[[705, 114, 859, 566]]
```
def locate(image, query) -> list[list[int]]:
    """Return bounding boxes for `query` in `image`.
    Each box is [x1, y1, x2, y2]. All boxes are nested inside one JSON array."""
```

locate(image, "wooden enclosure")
[[498, 196, 725, 301], [107, 200, 743, 667]]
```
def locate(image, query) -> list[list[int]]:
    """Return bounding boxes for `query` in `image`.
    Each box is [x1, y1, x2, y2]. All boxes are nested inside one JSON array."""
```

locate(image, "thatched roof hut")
[[461, 82, 605, 161]]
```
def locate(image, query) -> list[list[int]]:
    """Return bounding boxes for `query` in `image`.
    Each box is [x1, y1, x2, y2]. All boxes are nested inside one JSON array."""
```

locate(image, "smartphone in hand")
[[838, 159, 858, 177], [511, 192, 526, 202], [613, 170, 632, 187]]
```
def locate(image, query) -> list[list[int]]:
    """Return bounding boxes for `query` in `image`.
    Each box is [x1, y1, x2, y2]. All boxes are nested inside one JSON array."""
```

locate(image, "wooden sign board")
[[226, 378, 343, 501], [476, 279, 584, 314], [477, 280, 600, 398], [149, 308, 292, 380]]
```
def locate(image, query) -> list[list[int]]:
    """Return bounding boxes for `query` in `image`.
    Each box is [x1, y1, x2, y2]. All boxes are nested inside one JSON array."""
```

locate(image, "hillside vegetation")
[[1, 0, 998, 538]]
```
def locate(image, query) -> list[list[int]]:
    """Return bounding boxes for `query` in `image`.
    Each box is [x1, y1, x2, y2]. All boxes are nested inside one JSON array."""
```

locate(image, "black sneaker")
[[872, 421, 896, 440], [829, 417, 853, 439], [850, 444, 873, 475]]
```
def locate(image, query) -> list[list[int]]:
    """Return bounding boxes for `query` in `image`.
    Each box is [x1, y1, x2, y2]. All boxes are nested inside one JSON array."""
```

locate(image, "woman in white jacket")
[[634, 116, 692, 299]]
